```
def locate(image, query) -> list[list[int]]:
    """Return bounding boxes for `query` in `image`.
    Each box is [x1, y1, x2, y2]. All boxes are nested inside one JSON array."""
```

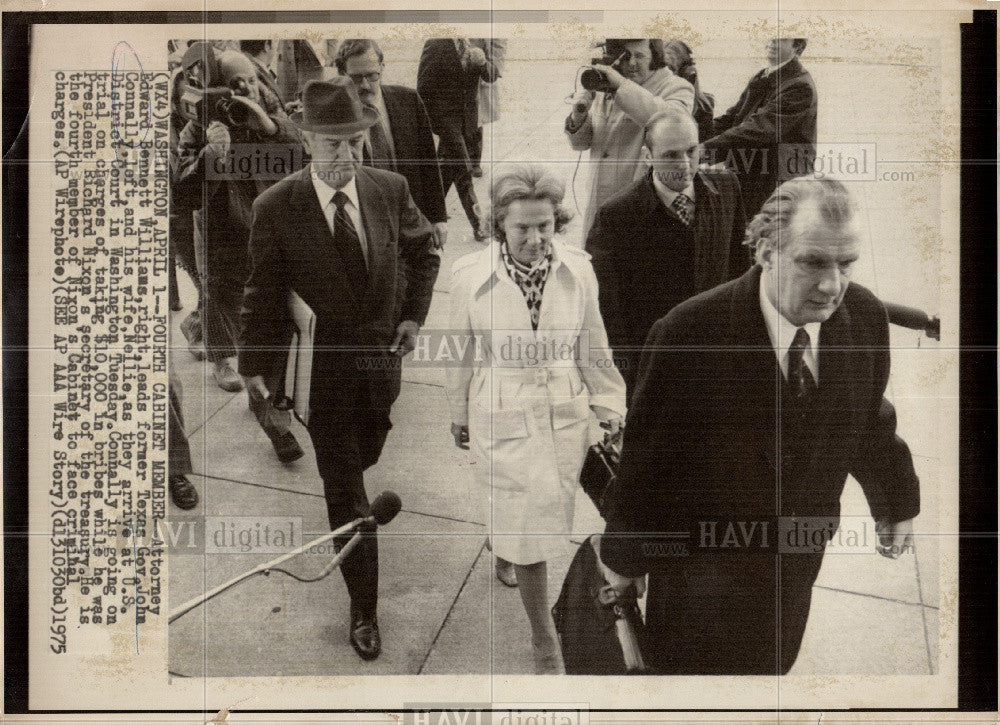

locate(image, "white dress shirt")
[[759, 279, 820, 382], [310, 165, 368, 267], [652, 173, 695, 210]]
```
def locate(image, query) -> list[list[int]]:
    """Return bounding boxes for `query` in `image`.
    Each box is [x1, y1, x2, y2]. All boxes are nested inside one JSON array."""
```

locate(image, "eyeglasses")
[[347, 71, 381, 84]]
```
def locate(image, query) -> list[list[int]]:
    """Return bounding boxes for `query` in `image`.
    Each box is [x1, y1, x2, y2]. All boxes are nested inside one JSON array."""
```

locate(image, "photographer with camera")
[[172, 44, 307, 462], [565, 39, 693, 237]]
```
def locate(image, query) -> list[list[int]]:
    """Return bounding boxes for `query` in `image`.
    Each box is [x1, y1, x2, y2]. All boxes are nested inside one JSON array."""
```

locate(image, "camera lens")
[[580, 68, 606, 92]]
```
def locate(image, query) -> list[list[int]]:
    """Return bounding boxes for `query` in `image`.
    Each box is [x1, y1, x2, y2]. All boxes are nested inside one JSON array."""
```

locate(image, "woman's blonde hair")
[[487, 164, 574, 242]]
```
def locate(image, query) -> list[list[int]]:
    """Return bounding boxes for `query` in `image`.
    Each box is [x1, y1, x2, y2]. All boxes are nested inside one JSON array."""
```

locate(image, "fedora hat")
[[290, 77, 379, 135]]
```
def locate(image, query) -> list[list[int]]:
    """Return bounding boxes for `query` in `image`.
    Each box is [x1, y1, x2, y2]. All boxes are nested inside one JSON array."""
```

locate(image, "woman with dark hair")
[[566, 38, 694, 236], [445, 164, 627, 674]]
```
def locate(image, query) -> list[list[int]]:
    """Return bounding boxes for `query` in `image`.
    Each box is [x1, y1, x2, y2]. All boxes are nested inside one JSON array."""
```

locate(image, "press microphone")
[[883, 302, 940, 340], [369, 490, 402, 526], [169, 491, 403, 625]]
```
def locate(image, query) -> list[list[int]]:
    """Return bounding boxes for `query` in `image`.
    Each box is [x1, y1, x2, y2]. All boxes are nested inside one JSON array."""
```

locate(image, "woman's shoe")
[[495, 558, 518, 587], [531, 636, 564, 675]]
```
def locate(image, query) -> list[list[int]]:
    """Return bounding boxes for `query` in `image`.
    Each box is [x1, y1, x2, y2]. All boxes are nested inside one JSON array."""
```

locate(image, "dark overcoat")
[[586, 168, 750, 394], [702, 57, 818, 216], [373, 85, 447, 225], [602, 266, 920, 674], [238, 165, 439, 427]]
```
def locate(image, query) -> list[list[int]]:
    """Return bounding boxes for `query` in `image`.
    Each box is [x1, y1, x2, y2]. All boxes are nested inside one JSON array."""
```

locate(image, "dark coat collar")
[[758, 56, 808, 88]]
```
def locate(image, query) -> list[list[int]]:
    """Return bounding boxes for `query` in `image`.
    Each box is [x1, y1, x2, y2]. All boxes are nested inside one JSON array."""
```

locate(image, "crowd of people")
[[168, 37, 920, 674]]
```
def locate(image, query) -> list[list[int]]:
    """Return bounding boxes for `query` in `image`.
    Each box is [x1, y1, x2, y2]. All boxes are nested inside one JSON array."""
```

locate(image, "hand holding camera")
[[222, 95, 277, 136], [580, 51, 630, 94], [465, 45, 487, 68], [205, 120, 231, 158]]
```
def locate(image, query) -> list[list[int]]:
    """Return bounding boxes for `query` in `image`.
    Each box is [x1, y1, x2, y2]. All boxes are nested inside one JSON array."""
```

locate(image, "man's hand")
[[433, 222, 448, 250], [571, 90, 596, 123], [594, 534, 646, 598], [451, 423, 470, 450], [466, 45, 487, 68], [590, 64, 626, 91], [227, 96, 277, 136], [206, 121, 232, 158], [389, 320, 420, 357], [875, 517, 915, 559]]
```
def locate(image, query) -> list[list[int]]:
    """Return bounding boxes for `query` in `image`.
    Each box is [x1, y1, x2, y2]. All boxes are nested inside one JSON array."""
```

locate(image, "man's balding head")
[[217, 50, 261, 105], [644, 110, 700, 192]]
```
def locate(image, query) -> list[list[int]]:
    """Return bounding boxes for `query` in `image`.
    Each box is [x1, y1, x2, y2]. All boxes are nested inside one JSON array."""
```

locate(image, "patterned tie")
[[332, 191, 368, 285], [670, 192, 694, 226], [365, 109, 396, 172], [787, 327, 817, 400]]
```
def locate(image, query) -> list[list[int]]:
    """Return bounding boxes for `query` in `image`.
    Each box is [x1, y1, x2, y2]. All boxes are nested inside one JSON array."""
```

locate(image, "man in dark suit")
[[417, 38, 501, 241], [334, 39, 449, 248], [702, 38, 817, 217], [238, 79, 440, 661], [600, 178, 919, 675], [586, 110, 749, 397]]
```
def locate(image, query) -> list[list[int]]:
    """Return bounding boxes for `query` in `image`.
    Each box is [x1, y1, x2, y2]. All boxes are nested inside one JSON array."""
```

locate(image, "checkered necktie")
[[670, 193, 694, 226]]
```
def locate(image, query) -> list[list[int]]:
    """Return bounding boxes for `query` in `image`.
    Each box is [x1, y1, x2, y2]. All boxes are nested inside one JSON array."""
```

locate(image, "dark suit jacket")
[[602, 266, 920, 674], [416, 38, 500, 126], [238, 166, 439, 425], [371, 85, 447, 225], [702, 57, 818, 216], [586, 168, 750, 394]]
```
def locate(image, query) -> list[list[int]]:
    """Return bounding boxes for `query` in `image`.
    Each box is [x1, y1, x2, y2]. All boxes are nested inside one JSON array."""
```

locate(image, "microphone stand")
[[168, 515, 371, 624]]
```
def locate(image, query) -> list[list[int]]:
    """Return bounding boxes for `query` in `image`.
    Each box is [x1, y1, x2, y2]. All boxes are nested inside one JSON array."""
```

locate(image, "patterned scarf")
[[499, 242, 552, 331]]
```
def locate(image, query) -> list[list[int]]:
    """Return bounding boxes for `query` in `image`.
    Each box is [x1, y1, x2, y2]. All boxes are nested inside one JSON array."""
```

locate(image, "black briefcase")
[[579, 435, 620, 519], [552, 535, 651, 675]]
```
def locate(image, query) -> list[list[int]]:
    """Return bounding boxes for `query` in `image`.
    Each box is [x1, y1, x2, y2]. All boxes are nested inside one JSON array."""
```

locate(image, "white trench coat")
[[445, 241, 627, 564]]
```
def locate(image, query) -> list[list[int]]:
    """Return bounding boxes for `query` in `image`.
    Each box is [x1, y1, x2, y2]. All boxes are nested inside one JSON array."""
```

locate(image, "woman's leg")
[[514, 561, 563, 674]]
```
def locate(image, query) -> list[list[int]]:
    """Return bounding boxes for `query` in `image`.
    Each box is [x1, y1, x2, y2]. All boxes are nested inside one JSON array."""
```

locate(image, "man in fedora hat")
[[238, 78, 440, 661]]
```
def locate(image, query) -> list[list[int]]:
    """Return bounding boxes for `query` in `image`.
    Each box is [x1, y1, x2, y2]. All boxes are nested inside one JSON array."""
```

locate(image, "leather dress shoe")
[[248, 389, 305, 463], [213, 362, 244, 392], [349, 610, 381, 660], [169, 475, 199, 510], [472, 165, 484, 178], [272, 430, 305, 463], [495, 558, 518, 587]]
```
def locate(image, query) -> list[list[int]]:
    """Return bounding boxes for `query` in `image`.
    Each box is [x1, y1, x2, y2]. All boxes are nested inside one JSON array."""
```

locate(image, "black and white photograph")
[[3, 3, 995, 720], [165, 30, 946, 680]]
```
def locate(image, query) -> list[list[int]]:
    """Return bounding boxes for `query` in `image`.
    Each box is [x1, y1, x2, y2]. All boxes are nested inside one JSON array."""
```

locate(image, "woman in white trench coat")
[[445, 165, 627, 673]]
